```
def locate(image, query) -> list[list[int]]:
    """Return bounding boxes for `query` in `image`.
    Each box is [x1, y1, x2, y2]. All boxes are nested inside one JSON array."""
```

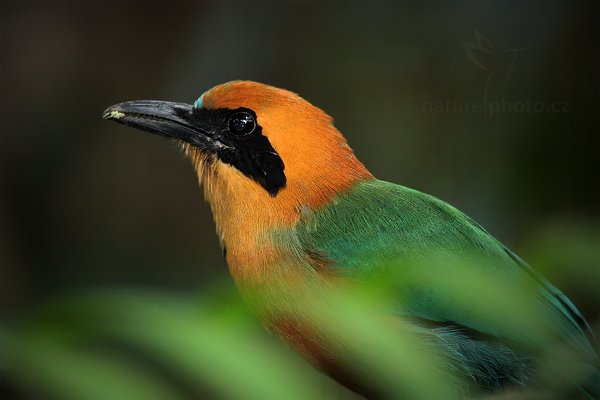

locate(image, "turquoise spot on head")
[[193, 95, 204, 109]]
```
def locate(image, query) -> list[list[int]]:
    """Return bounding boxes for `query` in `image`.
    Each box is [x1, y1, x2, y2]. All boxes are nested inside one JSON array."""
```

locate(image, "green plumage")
[[295, 179, 597, 393]]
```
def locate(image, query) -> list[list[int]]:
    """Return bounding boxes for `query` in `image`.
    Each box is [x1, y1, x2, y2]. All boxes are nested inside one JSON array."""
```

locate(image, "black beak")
[[102, 100, 213, 148]]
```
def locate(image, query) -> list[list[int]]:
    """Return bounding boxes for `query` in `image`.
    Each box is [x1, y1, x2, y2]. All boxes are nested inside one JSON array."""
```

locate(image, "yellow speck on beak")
[[109, 110, 125, 119]]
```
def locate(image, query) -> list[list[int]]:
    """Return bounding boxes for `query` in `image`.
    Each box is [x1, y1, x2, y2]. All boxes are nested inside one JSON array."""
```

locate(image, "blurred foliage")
[[524, 219, 600, 302], [2, 286, 339, 400], [1, 225, 598, 399]]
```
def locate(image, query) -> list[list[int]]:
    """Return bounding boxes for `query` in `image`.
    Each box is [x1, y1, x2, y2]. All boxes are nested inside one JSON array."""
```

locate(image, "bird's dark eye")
[[228, 112, 256, 136]]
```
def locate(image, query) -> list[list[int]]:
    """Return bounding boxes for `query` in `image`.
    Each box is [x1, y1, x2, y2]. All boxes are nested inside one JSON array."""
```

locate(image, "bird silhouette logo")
[[463, 30, 535, 103]]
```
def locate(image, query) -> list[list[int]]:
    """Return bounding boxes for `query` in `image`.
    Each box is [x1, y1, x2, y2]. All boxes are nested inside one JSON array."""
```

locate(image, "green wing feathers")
[[296, 179, 597, 391]]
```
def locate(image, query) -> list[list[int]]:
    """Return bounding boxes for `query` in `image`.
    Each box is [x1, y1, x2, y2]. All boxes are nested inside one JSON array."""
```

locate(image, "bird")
[[103, 81, 598, 399]]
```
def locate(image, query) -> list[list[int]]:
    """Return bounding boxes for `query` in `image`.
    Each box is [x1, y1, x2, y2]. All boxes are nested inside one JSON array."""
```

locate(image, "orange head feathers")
[[196, 81, 371, 207]]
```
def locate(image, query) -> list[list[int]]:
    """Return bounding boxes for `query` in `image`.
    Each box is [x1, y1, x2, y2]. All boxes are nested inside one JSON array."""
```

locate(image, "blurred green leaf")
[[4, 331, 184, 400], [3, 288, 337, 400]]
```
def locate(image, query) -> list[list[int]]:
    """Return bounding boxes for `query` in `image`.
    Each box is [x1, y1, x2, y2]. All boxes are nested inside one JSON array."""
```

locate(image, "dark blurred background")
[[1, 0, 598, 329]]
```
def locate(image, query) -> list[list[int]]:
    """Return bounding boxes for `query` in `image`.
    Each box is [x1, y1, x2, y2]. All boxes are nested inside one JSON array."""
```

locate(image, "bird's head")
[[104, 81, 372, 234]]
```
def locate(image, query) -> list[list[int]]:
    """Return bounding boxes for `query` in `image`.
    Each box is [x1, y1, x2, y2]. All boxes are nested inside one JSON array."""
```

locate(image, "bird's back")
[[295, 179, 597, 394]]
